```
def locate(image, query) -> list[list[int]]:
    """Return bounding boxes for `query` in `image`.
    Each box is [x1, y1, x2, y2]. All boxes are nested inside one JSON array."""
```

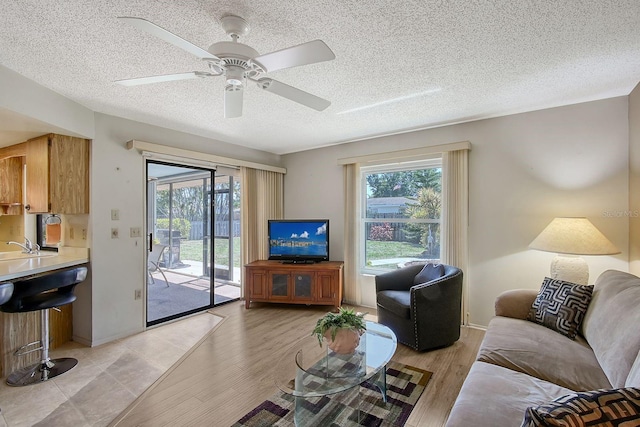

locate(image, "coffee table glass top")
[[274, 321, 397, 398]]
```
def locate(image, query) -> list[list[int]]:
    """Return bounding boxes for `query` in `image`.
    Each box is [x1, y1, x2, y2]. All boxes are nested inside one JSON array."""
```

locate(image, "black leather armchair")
[[375, 263, 463, 352]]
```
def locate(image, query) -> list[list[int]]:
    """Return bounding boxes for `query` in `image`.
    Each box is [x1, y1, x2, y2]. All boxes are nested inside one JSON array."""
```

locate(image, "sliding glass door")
[[146, 161, 215, 326], [212, 171, 242, 304]]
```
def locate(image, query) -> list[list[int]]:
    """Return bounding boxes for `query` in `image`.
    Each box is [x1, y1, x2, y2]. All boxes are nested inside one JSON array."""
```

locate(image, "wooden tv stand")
[[244, 260, 343, 309]]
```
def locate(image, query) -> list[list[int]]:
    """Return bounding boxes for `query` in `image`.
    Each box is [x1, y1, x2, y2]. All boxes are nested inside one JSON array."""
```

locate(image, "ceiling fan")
[[116, 15, 335, 118]]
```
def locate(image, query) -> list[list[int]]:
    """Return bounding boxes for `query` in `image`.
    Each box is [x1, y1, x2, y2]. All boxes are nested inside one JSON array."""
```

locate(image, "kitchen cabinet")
[[0, 157, 23, 215], [244, 260, 343, 309], [25, 134, 90, 214]]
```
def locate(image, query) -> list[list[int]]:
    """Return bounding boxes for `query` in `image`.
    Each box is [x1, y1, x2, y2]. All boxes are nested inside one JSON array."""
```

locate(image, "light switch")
[[111, 209, 120, 220]]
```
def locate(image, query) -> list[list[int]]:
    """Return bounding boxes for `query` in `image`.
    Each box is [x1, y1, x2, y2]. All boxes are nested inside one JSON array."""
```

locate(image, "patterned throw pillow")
[[521, 387, 640, 427], [527, 277, 593, 340], [413, 263, 445, 285]]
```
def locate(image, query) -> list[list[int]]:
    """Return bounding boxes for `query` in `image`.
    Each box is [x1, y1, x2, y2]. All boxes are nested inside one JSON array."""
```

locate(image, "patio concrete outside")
[[147, 258, 241, 323]]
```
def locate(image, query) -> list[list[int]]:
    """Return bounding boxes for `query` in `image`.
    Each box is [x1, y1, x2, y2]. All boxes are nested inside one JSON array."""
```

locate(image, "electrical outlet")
[[111, 228, 119, 239], [134, 289, 142, 300], [130, 227, 141, 238], [82, 229, 87, 240], [111, 209, 119, 221], [69, 227, 75, 239]]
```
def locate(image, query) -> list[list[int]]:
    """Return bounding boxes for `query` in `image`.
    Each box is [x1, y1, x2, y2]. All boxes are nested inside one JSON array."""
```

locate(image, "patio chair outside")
[[148, 244, 169, 287]]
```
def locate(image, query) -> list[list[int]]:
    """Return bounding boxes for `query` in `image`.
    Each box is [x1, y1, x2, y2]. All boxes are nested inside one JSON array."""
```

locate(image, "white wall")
[[88, 113, 281, 345], [630, 83, 640, 276], [283, 97, 630, 327], [0, 65, 95, 141]]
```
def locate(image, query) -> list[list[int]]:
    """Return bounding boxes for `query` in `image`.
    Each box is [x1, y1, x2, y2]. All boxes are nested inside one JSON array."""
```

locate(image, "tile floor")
[[0, 312, 223, 427]]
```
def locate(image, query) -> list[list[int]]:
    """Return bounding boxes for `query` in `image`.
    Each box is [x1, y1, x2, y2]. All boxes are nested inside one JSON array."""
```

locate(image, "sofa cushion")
[[582, 270, 640, 388], [527, 277, 593, 340], [521, 387, 640, 427], [445, 361, 573, 427], [413, 263, 444, 285], [376, 290, 410, 319], [478, 316, 612, 391], [627, 350, 640, 388]]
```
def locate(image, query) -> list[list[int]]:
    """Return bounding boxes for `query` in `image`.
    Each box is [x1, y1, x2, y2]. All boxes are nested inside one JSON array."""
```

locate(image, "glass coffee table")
[[274, 321, 397, 426]]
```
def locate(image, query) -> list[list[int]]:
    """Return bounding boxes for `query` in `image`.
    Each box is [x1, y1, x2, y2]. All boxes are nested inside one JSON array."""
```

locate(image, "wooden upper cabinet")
[[0, 157, 23, 215], [25, 134, 90, 214]]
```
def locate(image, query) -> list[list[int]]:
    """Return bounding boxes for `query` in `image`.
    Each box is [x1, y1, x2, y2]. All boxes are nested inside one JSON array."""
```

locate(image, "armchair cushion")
[[413, 263, 445, 285], [376, 290, 411, 319]]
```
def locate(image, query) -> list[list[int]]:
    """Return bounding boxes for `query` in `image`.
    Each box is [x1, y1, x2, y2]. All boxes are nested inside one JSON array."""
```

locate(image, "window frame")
[[359, 157, 442, 275]]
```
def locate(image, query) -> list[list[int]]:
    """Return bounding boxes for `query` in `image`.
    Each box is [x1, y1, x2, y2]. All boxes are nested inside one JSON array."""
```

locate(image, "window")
[[361, 158, 442, 273]]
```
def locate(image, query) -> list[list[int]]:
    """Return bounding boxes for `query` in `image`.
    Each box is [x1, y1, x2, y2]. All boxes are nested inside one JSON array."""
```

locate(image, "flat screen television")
[[268, 219, 329, 263]]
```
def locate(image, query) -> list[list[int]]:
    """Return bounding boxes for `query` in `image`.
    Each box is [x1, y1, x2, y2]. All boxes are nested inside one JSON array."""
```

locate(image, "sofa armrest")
[[494, 289, 538, 319]]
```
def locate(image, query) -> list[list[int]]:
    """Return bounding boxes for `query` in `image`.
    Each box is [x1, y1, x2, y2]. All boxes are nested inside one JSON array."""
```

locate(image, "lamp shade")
[[529, 217, 620, 255]]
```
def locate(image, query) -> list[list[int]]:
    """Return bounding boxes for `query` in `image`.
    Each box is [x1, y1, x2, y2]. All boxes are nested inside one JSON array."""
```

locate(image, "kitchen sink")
[[0, 252, 57, 261]]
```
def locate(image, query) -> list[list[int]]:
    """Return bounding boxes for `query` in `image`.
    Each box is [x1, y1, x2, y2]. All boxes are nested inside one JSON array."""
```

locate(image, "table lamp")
[[529, 217, 620, 285]]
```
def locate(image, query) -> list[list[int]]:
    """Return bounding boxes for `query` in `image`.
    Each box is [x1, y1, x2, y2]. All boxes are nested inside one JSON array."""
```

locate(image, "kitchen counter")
[[0, 247, 90, 282], [0, 246, 89, 377]]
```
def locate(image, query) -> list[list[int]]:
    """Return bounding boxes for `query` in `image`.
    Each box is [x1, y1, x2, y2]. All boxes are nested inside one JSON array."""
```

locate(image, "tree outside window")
[[362, 160, 442, 272]]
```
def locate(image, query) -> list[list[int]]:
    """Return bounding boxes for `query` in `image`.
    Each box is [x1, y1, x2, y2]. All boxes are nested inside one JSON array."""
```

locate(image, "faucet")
[[6, 237, 40, 254]]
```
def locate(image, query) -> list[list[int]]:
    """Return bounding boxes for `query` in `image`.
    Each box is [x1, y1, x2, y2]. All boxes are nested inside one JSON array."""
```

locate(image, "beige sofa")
[[445, 270, 640, 426]]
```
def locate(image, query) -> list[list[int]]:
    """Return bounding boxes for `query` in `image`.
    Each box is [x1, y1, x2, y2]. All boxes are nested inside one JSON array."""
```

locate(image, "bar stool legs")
[[6, 308, 78, 387]]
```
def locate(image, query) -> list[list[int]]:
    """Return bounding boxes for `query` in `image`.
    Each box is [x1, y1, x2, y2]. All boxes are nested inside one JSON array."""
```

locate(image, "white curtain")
[[342, 163, 361, 305], [240, 167, 284, 297], [441, 149, 470, 324]]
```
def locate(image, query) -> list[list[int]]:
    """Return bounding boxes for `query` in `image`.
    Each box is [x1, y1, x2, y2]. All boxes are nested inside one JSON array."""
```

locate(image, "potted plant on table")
[[312, 307, 367, 354]]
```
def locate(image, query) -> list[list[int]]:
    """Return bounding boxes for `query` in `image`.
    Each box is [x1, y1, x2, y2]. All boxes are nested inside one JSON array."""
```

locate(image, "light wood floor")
[[110, 302, 485, 427]]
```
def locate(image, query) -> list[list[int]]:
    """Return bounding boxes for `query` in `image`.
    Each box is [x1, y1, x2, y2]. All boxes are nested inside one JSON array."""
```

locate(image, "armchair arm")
[[494, 289, 538, 319], [410, 268, 463, 347], [375, 264, 425, 293]]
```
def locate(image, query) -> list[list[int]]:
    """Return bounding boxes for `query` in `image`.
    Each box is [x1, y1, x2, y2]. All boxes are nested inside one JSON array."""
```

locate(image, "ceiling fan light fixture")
[[225, 65, 245, 86]]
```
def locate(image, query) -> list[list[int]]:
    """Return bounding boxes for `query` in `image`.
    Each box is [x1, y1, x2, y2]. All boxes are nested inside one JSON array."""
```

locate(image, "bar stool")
[[0, 282, 13, 305], [0, 266, 87, 386]]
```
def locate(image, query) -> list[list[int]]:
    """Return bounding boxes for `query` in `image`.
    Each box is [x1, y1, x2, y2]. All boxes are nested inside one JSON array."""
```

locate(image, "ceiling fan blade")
[[116, 71, 215, 86], [251, 40, 335, 73], [257, 78, 330, 111], [224, 85, 243, 118], [118, 17, 218, 60]]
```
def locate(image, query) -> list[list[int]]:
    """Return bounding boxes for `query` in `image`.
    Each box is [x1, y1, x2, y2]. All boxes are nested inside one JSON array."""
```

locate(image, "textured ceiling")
[[0, 0, 639, 155]]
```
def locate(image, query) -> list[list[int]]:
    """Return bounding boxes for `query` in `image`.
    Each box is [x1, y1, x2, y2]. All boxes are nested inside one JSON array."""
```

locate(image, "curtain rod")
[[127, 139, 286, 174], [337, 141, 471, 165]]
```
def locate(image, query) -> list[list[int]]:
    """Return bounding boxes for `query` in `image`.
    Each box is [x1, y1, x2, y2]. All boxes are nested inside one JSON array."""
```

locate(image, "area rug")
[[232, 361, 432, 427]]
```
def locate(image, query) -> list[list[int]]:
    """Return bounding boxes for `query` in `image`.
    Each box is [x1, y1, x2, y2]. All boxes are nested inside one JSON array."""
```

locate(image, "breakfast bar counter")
[[0, 247, 90, 377], [0, 247, 89, 282]]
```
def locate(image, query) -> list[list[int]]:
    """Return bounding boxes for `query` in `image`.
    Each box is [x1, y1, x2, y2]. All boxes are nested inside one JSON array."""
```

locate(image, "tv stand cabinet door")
[[246, 268, 268, 308], [292, 272, 316, 303], [267, 270, 293, 302], [316, 270, 339, 306]]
